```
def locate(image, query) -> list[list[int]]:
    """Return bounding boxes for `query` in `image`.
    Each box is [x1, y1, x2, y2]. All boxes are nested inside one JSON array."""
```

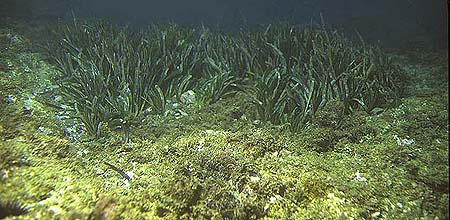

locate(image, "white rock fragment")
[[249, 176, 260, 183], [204, 130, 219, 136], [327, 193, 335, 199], [394, 135, 415, 146], [76, 149, 88, 157], [125, 171, 134, 180], [264, 195, 281, 212], [180, 90, 196, 105], [269, 196, 277, 203], [353, 171, 367, 182], [371, 211, 382, 218]]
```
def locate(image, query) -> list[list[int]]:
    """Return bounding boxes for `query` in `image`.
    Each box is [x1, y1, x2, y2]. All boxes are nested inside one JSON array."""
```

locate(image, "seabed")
[[0, 20, 448, 219]]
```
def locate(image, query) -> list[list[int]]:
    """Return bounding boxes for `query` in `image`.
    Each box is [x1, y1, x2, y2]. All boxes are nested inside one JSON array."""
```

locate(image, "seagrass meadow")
[[0, 19, 448, 219]]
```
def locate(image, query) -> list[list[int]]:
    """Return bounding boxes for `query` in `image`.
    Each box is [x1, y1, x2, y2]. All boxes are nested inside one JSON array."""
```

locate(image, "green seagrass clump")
[[47, 19, 402, 137]]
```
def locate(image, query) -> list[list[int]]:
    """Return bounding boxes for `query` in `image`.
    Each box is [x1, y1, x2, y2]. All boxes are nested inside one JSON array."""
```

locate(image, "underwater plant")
[[199, 57, 241, 104], [48, 20, 203, 138], [245, 42, 288, 125], [47, 19, 402, 137], [239, 24, 402, 131], [0, 200, 29, 219], [247, 68, 288, 125]]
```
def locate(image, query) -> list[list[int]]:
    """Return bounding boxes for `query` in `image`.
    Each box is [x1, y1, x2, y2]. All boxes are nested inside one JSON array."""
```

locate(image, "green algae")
[[0, 26, 448, 220]]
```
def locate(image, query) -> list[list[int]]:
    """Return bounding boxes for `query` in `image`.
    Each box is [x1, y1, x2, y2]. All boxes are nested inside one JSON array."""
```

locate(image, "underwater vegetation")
[[0, 200, 29, 219], [0, 19, 447, 219], [46, 19, 402, 138]]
